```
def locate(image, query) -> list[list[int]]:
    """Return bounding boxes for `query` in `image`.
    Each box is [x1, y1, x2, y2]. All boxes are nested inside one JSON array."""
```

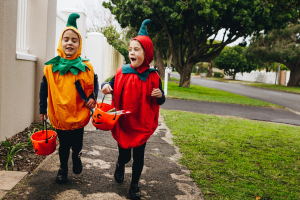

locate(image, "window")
[[16, 0, 27, 53], [16, 0, 37, 61]]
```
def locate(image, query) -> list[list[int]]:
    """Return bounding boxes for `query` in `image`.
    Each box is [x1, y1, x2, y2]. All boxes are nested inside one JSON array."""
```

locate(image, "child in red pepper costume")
[[102, 19, 165, 200], [39, 13, 99, 184]]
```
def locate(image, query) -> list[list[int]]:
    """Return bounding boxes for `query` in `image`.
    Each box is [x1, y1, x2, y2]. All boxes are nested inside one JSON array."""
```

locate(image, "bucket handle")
[[43, 118, 48, 144], [100, 92, 117, 120]]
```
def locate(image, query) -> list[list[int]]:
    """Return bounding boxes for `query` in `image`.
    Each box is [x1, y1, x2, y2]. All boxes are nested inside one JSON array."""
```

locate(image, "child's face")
[[129, 40, 145, 68], [62, 30, 80, 57]]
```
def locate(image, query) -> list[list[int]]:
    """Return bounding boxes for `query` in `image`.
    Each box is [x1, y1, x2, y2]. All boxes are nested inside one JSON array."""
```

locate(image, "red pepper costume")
[[111, 20, 161, 149]]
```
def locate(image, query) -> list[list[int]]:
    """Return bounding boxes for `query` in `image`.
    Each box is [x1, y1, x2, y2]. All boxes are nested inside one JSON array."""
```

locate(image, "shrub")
[[213, 72, 224, 78]]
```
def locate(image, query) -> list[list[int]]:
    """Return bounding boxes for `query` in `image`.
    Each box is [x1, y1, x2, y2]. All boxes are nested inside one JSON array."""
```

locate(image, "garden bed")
[[0, 123, 55, 173]]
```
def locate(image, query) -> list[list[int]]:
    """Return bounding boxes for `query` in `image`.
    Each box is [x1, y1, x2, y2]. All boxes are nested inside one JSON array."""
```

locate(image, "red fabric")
[[111, 35, 160, 149], [132, 35, 153, 73]]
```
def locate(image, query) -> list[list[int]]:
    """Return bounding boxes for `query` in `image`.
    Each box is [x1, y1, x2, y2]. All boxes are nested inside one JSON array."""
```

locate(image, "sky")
[[57, 0, 251, 47], [57, 0, 82, 10], [209, 29, 251, 47]]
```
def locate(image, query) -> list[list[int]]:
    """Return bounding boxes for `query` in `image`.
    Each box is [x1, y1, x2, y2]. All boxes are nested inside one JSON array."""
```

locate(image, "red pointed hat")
[[132, 19, 153, 73]]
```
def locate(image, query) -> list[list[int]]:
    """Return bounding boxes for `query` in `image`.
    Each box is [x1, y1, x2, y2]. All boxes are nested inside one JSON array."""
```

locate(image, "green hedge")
[[213, 72, 224, 78]]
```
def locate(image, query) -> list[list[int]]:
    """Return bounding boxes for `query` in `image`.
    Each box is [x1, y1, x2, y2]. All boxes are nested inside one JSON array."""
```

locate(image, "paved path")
[[3, 116, 203, 200], [171, 73, 300, 113]]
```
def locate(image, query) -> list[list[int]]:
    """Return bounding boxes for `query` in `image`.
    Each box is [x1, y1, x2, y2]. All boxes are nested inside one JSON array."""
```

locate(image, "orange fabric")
[[44, 26, 94, 130]]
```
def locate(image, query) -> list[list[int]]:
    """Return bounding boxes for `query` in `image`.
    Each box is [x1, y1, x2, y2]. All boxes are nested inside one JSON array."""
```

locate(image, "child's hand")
[[85, 98, 96, 109], [102, 84, 113, 94], [40, 113, 48, 121], [151, 88, 162, 98]]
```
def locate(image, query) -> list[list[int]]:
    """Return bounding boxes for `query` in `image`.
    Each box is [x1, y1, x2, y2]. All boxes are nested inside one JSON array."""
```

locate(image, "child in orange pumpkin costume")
[[101, 19, 165, 200], [39, 13, 99, 184]]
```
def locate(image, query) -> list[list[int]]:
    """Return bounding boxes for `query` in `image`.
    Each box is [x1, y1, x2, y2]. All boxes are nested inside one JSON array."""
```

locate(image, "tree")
[[79, 0, 121, 32], [99, 26, 130, 64], [244, 23, 300, 86], [214, 46, 256, 80], [103, 0, 299, 87], [151, 31, 169, 78], [79, 0, 130, 63]]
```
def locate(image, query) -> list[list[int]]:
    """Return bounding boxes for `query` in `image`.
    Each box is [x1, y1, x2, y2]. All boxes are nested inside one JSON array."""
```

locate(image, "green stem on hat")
[[138, 19, 151, 36], [66, 13, 80, 29]]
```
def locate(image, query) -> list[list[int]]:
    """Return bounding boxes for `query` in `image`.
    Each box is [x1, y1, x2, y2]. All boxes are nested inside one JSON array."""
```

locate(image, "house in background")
[[0, 0, 57, 141], [0, 0, 124, 141]]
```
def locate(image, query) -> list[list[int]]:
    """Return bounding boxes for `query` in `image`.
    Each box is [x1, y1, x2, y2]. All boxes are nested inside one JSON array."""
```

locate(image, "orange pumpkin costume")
[[43, 16, 94, 130]]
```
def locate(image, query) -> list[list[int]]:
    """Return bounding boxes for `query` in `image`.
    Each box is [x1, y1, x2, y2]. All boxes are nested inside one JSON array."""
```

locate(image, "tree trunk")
[[199, 63, 203, 75], [233, 72, 236, 80], [179, 63, 193, 87], [206, 60, 213, 77], [155, 48, 165, 78], [276, 63, 281, 85], [287, 66, 300, 87]]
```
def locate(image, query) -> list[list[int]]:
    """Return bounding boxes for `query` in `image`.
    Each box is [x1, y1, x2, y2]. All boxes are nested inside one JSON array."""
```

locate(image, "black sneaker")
[[56, 168, 68, 184], [73, 152, 82, 174], [114, 162, 124, 183], [129, 183, 141, 200]]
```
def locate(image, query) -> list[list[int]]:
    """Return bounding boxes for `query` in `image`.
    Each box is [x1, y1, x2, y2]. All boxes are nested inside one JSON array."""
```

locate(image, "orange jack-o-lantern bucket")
[[31, 120, 57, 156], [92, 93, 121, 130]]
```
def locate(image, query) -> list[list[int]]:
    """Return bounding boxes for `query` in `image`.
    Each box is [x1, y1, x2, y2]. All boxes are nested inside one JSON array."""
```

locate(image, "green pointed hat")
[[138, 19, 150, 36], [66, 13, 80, 29]]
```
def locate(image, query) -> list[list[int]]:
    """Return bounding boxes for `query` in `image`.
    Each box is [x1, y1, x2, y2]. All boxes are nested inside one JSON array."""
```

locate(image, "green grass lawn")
[[247, 83, 300, 94], [204, 77, 300, 94], [161, 109, 300, 200], [163, 81, 282, 108]]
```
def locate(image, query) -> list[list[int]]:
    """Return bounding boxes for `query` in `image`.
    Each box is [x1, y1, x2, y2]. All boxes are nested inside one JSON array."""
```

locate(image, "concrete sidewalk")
[[2, 115, 203, 200]]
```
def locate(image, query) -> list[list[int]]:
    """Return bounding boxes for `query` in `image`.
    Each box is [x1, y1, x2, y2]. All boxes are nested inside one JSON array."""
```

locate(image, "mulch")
[[0, 123, 56, 174]]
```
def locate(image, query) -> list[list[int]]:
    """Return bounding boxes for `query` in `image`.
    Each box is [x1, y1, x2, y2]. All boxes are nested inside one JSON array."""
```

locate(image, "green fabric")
[[66, 13, 80, 29], [122, 64, 157, 82], [138, 19, 150, 36], [45, 56, 90, 76]]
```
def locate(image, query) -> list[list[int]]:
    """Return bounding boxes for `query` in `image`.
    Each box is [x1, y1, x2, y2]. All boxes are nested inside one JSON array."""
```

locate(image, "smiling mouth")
[[66, 47, 74, 50], [130, 58, 136, 62], [92, 119, 103, 125]]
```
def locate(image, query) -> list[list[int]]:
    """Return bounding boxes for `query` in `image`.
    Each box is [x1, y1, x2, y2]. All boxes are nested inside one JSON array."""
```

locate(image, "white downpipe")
[[164, 67, 172, 95]]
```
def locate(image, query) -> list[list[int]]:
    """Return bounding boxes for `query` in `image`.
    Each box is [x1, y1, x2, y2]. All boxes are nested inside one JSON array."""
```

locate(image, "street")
[[171, 73, 300, 113]]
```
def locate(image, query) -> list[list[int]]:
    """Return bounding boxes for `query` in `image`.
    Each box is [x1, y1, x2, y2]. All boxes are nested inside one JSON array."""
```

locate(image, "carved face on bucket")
[[92, 112, 103, 125]]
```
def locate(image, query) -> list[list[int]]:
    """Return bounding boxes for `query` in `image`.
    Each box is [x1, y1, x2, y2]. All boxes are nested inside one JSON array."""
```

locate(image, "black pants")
[[56, 128, 84, 169], [118, 143, 146, 184]]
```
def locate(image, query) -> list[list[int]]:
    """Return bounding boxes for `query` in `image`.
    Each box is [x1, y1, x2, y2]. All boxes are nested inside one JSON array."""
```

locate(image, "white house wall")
[[235, 71, 291, 85]]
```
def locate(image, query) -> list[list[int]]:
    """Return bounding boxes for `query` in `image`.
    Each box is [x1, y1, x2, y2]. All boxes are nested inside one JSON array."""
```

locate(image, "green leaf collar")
[[122, 64, 157, 82], [45, 56, 90, 76]]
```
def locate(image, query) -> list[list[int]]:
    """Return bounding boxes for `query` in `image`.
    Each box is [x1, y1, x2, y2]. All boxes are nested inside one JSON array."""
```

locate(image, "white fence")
[[235, 71, 291, 86], [86, 32, 124, 85]]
